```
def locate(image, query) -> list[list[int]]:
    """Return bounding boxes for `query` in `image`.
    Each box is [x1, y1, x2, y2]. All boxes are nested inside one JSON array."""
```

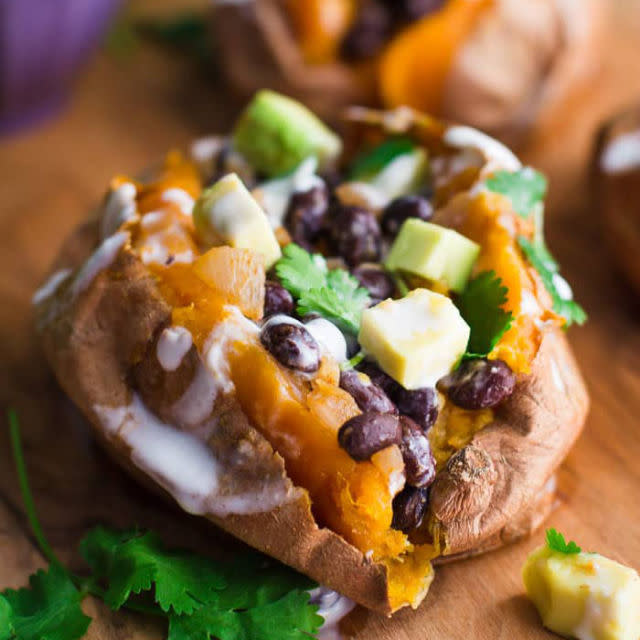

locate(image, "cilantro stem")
[[340, 350, 366, 371], [8, 410, 64, 570], [390, 271, 410, 297]]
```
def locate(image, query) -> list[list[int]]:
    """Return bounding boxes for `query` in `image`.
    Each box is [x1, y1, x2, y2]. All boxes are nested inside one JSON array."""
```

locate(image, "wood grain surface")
[[1, 1, 639, 638]]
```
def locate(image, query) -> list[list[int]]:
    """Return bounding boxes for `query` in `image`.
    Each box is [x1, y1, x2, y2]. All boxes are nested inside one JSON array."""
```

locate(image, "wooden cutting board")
[[1, 2, 639, 638]]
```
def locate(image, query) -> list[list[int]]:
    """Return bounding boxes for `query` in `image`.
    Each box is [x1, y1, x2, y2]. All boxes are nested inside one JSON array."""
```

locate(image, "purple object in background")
[[0, 0, 122, 134]]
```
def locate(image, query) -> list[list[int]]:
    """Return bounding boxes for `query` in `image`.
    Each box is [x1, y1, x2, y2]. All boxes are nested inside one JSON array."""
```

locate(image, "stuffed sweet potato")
[[34, 92, 588, 615], [212, 0, 603, 142]]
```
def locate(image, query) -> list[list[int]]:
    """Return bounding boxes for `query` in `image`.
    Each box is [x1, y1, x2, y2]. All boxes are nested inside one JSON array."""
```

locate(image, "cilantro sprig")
[[485, 168, 547, 219], [546, 528, 582, 555], [2, 411, 323, 640], [456, 271, 514, 357], [349, 137, 416, 181], [275, 243, 371, 334]]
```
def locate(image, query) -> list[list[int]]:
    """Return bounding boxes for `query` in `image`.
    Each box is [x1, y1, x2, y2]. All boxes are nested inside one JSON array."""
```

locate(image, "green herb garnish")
[[276, 244, 371, 334], [546, 528, 582, 555], [485, 168, 547, 219], [456, 271, 514, 357], [3, 411, 323, 640], [518, 237, 587, 327], [349, 137, 416, 181]]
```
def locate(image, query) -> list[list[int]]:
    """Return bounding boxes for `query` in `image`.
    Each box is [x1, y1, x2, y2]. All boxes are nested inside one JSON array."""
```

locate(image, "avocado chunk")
[[385, 219, 480, 294], [193, 173, 281, 268], [358, 289, 470, 390], [523, 544, 640, 640], [233, 90, 342, 177]]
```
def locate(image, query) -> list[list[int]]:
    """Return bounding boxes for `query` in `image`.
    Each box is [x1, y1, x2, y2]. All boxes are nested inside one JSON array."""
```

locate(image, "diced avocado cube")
[[233, 90, 342, 177], [358, 289, 470, 390], [523, 545, 640, 640], [385, 219, 480, 294], [193, 173, 281, 268]]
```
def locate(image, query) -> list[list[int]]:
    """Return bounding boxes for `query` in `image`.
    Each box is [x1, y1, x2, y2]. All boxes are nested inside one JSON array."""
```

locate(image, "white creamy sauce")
[[431, 147, 485, 189], [157, 326, 193, 371], [600, 131, 640, 174], [139, 210, 166, 229], [203, 306, 260, 395], [93, 393, 294, 517], [190, 135, 226, 164], [162, 188, 195, 217], [335, 181, 389, 213], [309, 587, 356, 640], [552, 273, 573, 301], [550, 357, 566, 393], [520, 289, 543, 316], [32, 268, 72, 306], [262, 314, 321, 372], [256, 157, 324, 229], [304, 318, 347, 363], [444, 125, 522, 172], [70, 231, 130, 298], [100, 182, 137, 239], [171, 360, 221, 428]]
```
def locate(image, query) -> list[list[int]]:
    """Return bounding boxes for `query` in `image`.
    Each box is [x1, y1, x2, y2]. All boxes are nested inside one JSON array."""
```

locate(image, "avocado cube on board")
[[193, 173, 281, 268], [385, 219, 480, 294], [358, 289, 470, 390], [233, 90, 342, 178]]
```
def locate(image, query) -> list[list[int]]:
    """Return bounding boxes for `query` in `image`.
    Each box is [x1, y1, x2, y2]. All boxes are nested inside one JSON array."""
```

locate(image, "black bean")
[[339, 369, 397, 415], [381, 195, 434, 236], [391, 485, 429, 533], [352, 264, 395, 301], [260, 318, 320, 373], [437, 358, 516, 410], [340, 2, 392, 62], [399, 416, 436, 488], [338, 412, 402, 461], [285, 184, 329, 249], [393, 386, 439, 432], [356, 360, 402, 398], [264, 281, 294, 318], [329, 205, 382, 267], [383, 0, 447, 22]]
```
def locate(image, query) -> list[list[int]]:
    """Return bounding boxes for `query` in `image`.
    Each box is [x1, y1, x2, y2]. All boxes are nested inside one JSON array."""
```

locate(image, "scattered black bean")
[[437, 358, 516, 410], [339, 369, 398, 415], [381, 195, 434, 236], [391, 485, 430, 533], [285, 184, 329, 249], [264, 281, 294, 318], [352, 264, 395, 301], [340, 2, 392, 61], [260, 318, 320, 373], [399, 416, 436, 488], [338, 412, 402, 461], [393, 386, 439, 432], [329, 205, 382, 267], [356, 360, 402, 398]]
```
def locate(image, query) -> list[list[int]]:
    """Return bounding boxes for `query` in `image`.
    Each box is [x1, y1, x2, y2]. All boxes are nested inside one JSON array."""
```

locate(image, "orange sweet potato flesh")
[[286, 0, 357, 64], [379, 0, 493, 115]]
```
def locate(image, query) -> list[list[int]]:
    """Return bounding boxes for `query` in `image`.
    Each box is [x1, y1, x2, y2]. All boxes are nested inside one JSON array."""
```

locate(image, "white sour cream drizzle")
[[70, 231, 130, 298], [101, 182, 138, 239], [93, 393, 296, 517], [32, 268, 72, 305], [162, 188, 195, 217], [309, 588, 356, 640], [304, 318, 347, 363], [157, 326, 193, 372], [600, 131, 640, 174], [444, 125, 522, 172]]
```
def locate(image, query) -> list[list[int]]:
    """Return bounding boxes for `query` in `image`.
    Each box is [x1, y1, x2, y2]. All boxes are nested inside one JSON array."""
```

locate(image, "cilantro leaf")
[[169, 590, 322, 640], [485, 168, 547, 218], [0, 595, 14, 640], [456, 271, 513, 356], [276, 243, 371, 334], [80, 527, 226, 614], [1, 565, 90, 640], [546, 528, 581, 555], [518, 237, 587, 327], [349, 137, 415, 180]]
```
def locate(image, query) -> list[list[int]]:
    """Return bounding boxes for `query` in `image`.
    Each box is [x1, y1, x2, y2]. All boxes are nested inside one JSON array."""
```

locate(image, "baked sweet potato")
[[212, 0, 602, 142], [34, 104, 588, 615], [593, 106, 640, 296]]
